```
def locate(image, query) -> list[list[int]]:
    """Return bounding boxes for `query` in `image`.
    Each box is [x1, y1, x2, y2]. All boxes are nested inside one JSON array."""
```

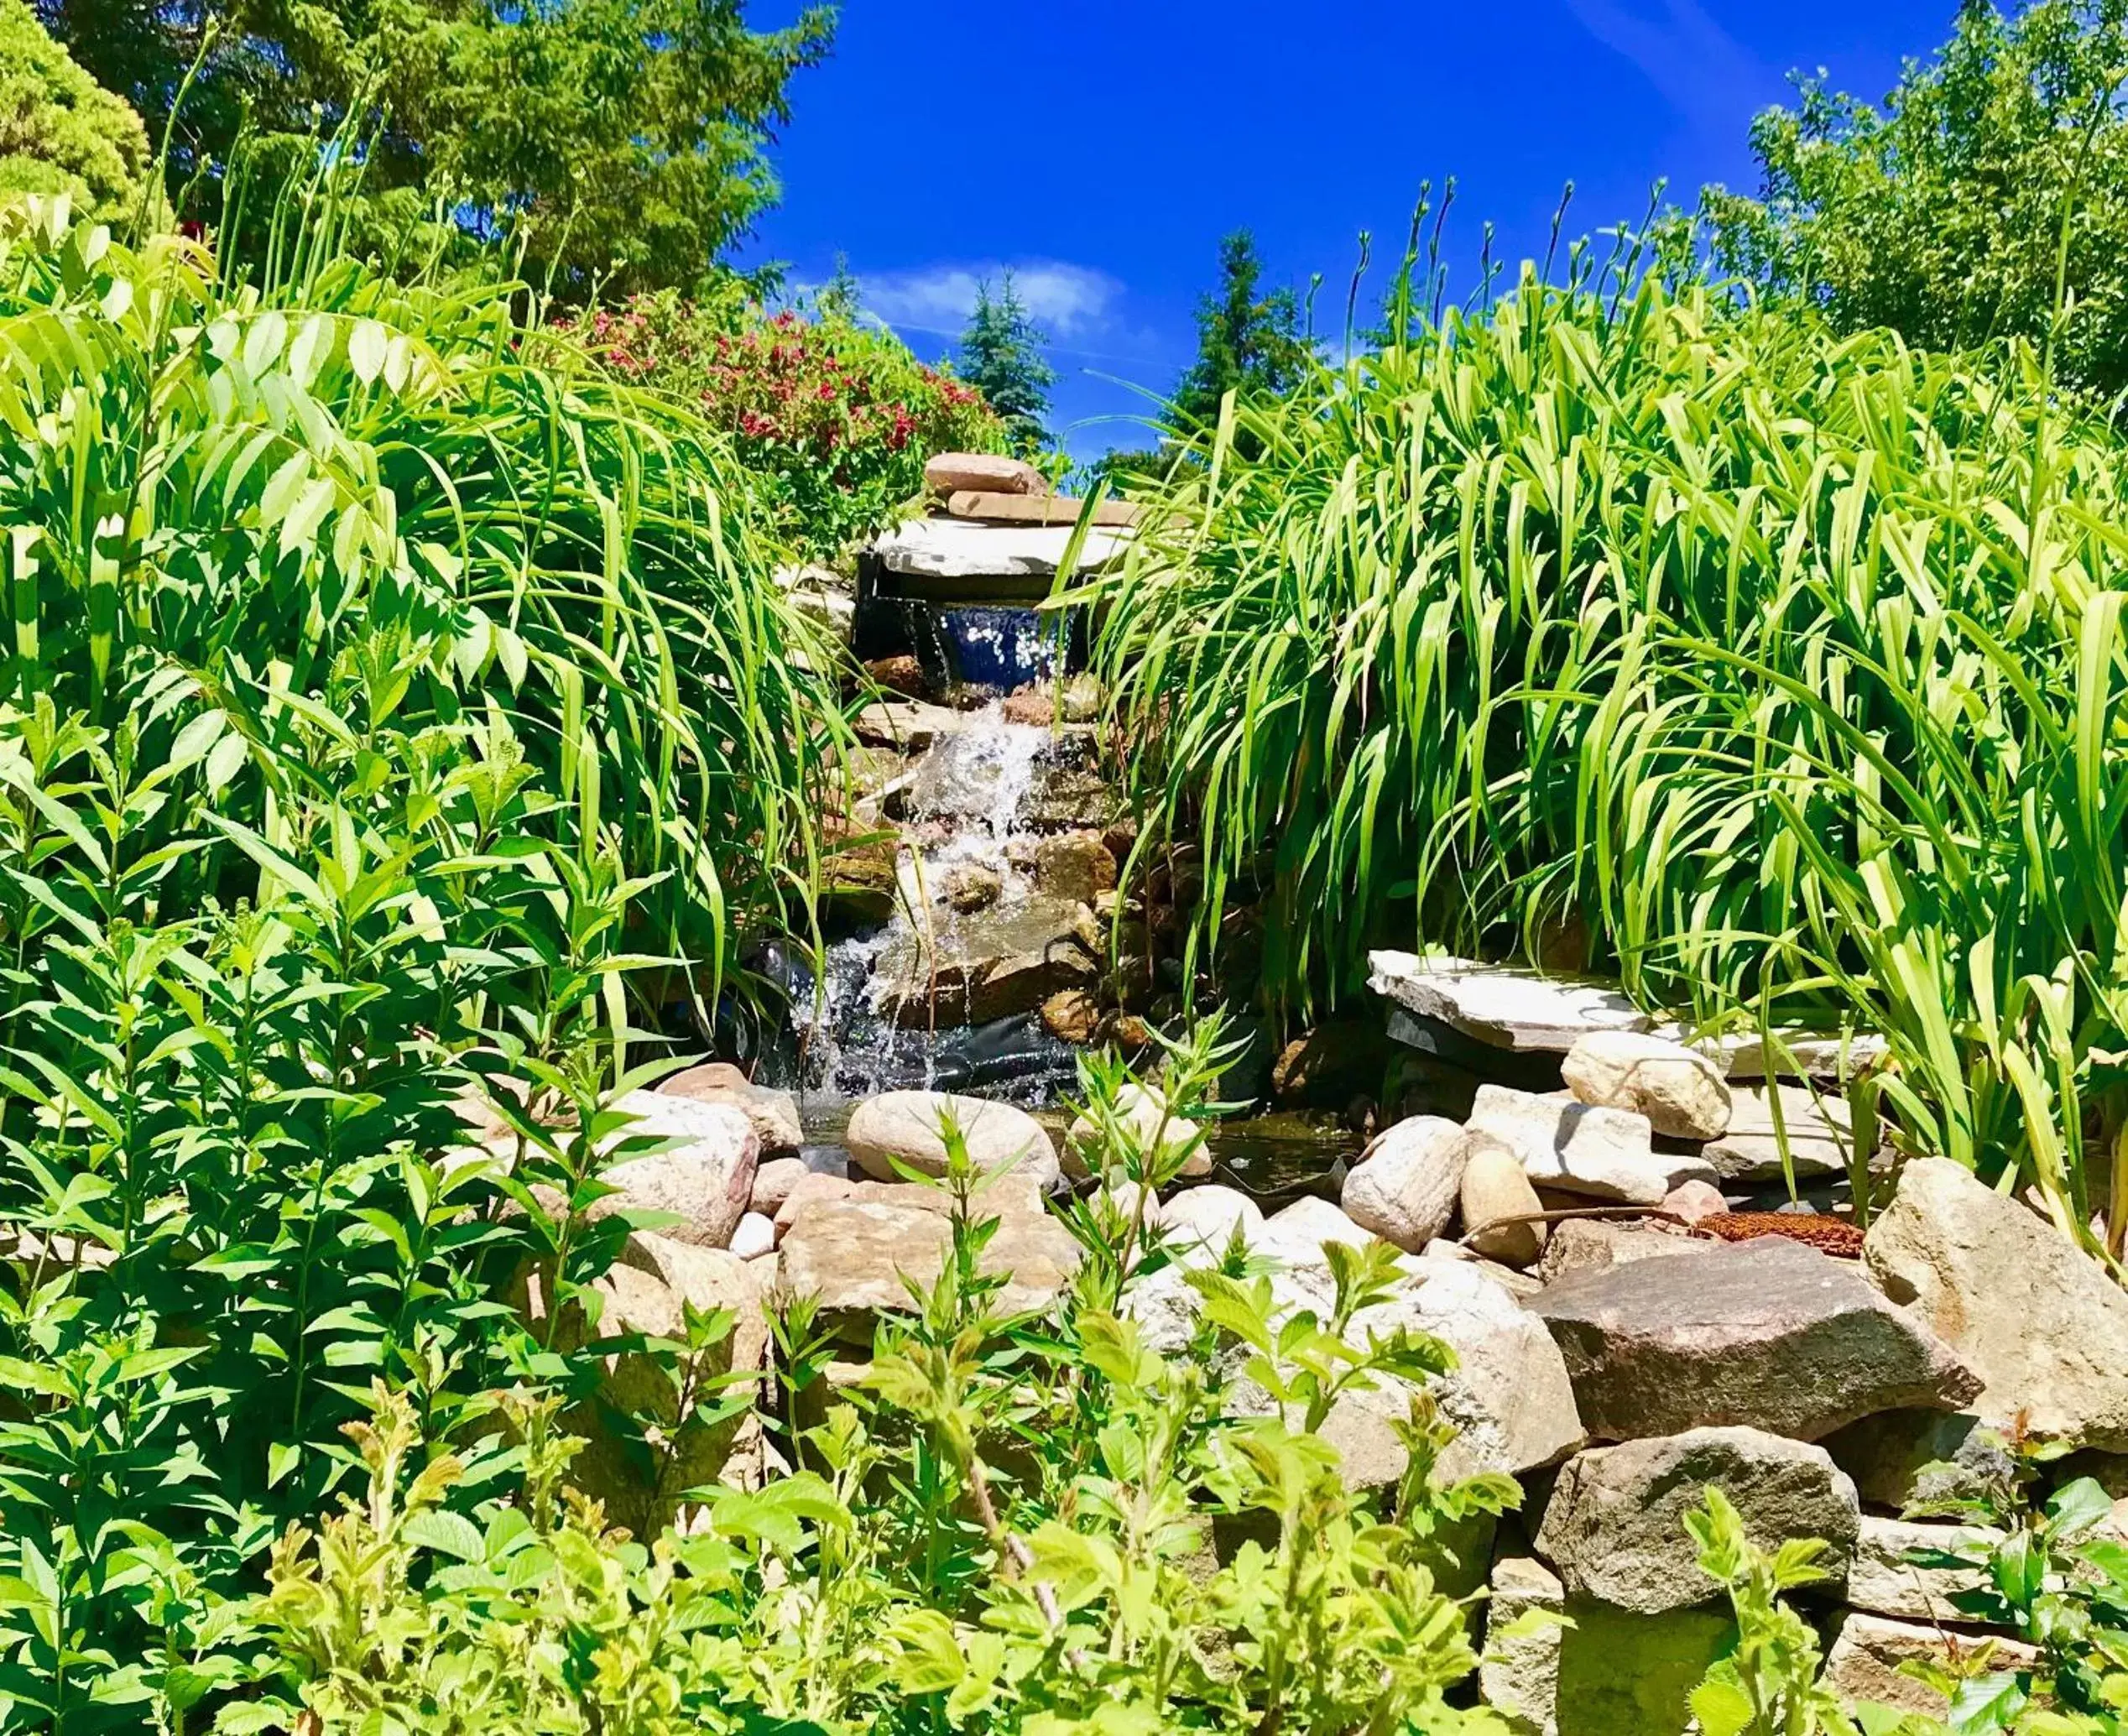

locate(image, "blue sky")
[[743, 0, 1956, 461]]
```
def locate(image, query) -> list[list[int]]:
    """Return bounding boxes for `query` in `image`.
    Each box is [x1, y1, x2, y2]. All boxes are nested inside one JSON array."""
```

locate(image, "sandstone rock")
[[1864, 1157, 2128, 1453], [1339, 1115, 1466, 1251], [1661, 1179, 1729, 1223], [1468, 1083, 1713, 1203], [943, 488, 1145, 528], [1033, 831, 1116, 904], [1333, 1262, 1586, 1483], [1536, 1427, 1858, 1614], [1040, 987, 1103, 1045], [772, 1170, 856, 1232], [593, 1093, 759, 1249], [1065, 1083, 1210, 1181], [1459, 1136, 1548, 1268], [1159, 1185, 1264, 1263], [1823, 1409, 2016, 1511], [844, 1091, 1059, 1190], [1530, 1236, 1981, 1441], [943, 863, 1001, 912], [728, 1212, 776, 1261], [924, 451, 1050, 497], [1702, 1082, 1853, 1182], [1562, 1030, 1731, 1139], [1367, 951, 1651, 1051], [516, 1232, 763, 1535], [748, 1149, 844, 1216], [779, 1193, 1079, 1332], [1822, 1613, 2039, 1722], [875, 894, 1098, 1028], [1479, 1555, 1731, 1736], [1535, 1219, 1697, 1286], [1848, 1514, 1997, 1623], [662, 1062, 803, 1155]]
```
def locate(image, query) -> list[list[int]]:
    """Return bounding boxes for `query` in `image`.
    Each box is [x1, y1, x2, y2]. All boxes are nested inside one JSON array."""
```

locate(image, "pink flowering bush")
[[557, 290, 1007, 560]]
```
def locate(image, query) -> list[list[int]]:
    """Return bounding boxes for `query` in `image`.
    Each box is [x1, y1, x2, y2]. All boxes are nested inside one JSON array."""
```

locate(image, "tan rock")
[[1340, 1114, 1466, 1252], [943, 863, 1000, 912], [1562, 1030, 1731, 1139], [662, 1062, 803, 1155], [1066, 1083, 1209, 1181], [1661, 1178, 1729, 1223], [1034, 831, 1117, 904], [924, 451, 1049, 497], [942, 488, 1143, 527], [1459, 1134, 1547, 1268], [1821, 1613, 2038, 1721], [845, 1091, 1059, 1190], [1040, 987, 1104, 1045], [1536, 1218, 1695, 1286], [591, 1093, 759, 1249]]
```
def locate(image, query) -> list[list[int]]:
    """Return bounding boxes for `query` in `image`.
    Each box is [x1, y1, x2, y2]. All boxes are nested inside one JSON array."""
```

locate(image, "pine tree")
[[1170, 231, 1311, 430], [957, 270, 1056, 456], [819, 252, 860, 319]]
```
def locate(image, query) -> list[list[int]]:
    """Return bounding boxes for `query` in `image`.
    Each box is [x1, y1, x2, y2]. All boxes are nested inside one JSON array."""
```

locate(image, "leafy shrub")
[[0, 189, 838, 1729], [1084, 260, 2128, 1254], [0, 0, 147, 218], [562, 290, 1006, 562], [226, 1030, 1521, 1733]]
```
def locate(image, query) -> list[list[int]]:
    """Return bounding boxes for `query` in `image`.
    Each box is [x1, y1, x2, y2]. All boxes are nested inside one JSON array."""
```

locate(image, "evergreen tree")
[[818, 251, 860, 319], [957, 270, 1056, 456], [0, 0, 147, 218], [1169, 230, 1312, 430]]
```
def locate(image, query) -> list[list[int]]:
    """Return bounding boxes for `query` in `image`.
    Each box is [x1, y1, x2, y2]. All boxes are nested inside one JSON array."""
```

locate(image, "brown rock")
[[662, 1061, 803, 1156], [1821, 1613, 2039, 1721], [863, 654, 929, 700], [1034, 831, 1117, 904], [1041, 987, 1104, 1045], [924, 451, 1049, 497], [943, 863, 1001, 912], [942, 489, 1143, 527], [1000, 686, 1052, 726], [1536, 1218, 1696, 1286], [1529, 1236, 1982, 1441], [1459, 1134, 1548, 1268]]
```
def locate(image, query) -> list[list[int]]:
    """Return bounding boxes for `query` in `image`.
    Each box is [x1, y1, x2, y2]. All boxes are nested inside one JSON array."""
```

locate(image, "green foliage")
[[957, 272, 1057, 459], [227, 1028, 1520, 1733], [0, 186, 840, 1728], [1705, 0, 2128, 399], [1082, 257, 2128, 1249], [37, 0, 833, 295], [1170, 229, 1314, 433], [0, 0, 146, 217], [565, 289, 1007, 561]]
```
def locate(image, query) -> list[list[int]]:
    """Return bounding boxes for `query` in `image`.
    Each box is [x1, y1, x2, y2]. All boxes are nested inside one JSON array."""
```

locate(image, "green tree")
[[1169, 229, 1312, 430], [0, 0, 147, 217], [1705, 0, 2128, 396], [957, 269, 1056, 456], [34, 0, 835, 295]]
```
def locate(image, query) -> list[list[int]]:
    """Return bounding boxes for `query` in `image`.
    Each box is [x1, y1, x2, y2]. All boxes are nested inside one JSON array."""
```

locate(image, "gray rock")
[[1536, 1219, 1698, 1287], [872, 518, 1129, 580], [1530, 1236, 1981, 1441], [1468, 1083, 1713, 1204], [1065, 1083, 1210, 1182], [1651, 1024, 1888, 1082], [1562, 1031, 1731, 1139], [1340, 1115, 1467, 1251], [1848, 1514, 1998, 1623], [1478, 1556, 1731, 1736], [1250, 1196, 1375, 1267], [1702, 1082, 1853, 1182], [1535, 1426, 1858, 1613], [874, 895, 1098, 1029], [779, 1192, 1079, 1333], [1865, 1157, 2128, 1453], [843, 1091, 1060, 1191], [593, 1093, 759, 1249], [1367, 951, 1650, 1051], [1822, 1613, 2040, 1722]]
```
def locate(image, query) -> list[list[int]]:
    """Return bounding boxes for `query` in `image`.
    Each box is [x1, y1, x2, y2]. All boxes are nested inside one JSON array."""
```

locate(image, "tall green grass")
[[1084, 266, 2128, 1254], [0, 182, 837, 1014]]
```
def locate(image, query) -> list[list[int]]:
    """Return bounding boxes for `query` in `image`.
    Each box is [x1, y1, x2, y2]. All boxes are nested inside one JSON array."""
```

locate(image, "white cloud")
[[858, 259, 1124, 341]]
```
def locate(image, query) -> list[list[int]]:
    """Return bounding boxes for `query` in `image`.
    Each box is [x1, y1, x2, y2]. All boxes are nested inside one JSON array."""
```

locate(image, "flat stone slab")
[[1652, 1024, 1888, 1081], [1529, 1235, 1981, 1441], [1368, 951, 1651, 1052], [853, 700, 972, 752], [1702, 1081, 1853, 1181], [871, 518, 1129, 580], [944, 490, 1145, 528]]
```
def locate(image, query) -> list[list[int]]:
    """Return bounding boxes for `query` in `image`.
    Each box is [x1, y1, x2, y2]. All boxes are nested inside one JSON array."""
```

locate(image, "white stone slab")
[[1366, 951, 1650, 1052], [871, 518, 1129, 580]]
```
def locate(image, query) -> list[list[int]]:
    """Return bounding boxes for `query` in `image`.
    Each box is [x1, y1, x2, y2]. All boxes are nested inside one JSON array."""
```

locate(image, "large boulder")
[[1562, 1030, 1731, 1139], [1479, 1555, 1732, 1736], [1065, 1083, 1210, 1181], [1529, 1236, 1981, 1441], [778, 1191, 1079, 1335], [514, 1231, 764, 1535], [844, 1091, 1060, 1191], [1535, 1427, 1858, 1614], [596, 1092, 759, 1249], [1339, 1115, 1466, 1250], [663, 1061, 805, 1156], [1466, 1084, 1713, 1204], [1159, 1185, 1264, 1263], [1701, 1082, 1853, 1183], [1250, 1196, 1375, 1268], [1328, 1262, 1586, 1485], [1863, 1156, 2128, 1453]]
